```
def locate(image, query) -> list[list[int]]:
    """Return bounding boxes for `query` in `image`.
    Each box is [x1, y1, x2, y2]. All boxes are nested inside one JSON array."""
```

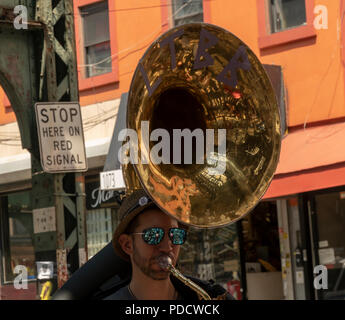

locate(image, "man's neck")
[[129, 273, 177, 300]]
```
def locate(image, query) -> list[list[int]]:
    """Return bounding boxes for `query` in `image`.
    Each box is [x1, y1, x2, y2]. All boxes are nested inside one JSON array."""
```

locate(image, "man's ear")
[[118, 234, 133, 256]]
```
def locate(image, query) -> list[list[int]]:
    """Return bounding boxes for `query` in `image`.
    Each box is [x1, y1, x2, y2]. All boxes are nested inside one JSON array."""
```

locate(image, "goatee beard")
[[133, 250, 171, 280]]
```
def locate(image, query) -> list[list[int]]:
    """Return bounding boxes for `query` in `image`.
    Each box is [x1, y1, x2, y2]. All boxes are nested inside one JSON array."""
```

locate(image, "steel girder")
[[0, 0, 38, 150], [0, 0, 87, 294]]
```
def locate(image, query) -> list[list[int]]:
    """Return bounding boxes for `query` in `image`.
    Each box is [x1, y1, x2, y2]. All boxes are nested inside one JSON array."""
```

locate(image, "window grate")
[[80, 1, 111, 78], [269, 0, 307, 34], [172, 0, 204, 26], [86, 208, 113, 259]]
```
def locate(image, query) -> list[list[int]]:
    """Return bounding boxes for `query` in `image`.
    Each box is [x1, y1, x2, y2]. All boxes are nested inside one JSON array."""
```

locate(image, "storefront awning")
[[264, 122, 345, 199]]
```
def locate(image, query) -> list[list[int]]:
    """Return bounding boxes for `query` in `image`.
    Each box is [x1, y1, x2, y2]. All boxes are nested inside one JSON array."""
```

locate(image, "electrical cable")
[[73, 0, 209, 15], [303, 7, 345, 132], [78, 0, 195, 68], [73, 0, 199, 126], [74, 0, 199, 128]]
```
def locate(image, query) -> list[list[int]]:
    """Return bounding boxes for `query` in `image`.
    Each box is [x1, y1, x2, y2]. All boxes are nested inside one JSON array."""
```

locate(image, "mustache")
[[150, 253, 175, 265]]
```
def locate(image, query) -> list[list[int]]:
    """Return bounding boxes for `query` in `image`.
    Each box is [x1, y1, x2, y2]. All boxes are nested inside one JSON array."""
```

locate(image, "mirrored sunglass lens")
[[170, 228, 186, 245], [143, 228, 164, 245]]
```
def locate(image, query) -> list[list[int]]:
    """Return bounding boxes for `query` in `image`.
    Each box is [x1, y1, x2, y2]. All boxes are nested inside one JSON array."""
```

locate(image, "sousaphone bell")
[[123, 23, 281, 229]]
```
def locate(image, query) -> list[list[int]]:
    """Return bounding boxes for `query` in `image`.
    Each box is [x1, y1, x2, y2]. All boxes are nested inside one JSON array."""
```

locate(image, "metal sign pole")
[[0, 0, 86, 297], [33, 0, 86, 291]]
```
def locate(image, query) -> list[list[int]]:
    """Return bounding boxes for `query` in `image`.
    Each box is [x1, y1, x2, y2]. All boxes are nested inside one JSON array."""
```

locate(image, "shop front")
[[0, 170, 124, 300], [0, 188, 37, 299], [239, 200, 284, 300], [85, 173, 123, 259], [264, 122, 345, 300], [301, 188, 345, 299], [178, 224, 243, 300]]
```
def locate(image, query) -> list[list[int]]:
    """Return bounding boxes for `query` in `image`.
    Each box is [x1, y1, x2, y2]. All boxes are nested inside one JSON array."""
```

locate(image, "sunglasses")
[[131, 227, 187, 245]]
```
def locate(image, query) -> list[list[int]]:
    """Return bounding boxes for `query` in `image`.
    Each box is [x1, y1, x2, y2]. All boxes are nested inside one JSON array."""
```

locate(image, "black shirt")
[[103, 275, 234, 300]]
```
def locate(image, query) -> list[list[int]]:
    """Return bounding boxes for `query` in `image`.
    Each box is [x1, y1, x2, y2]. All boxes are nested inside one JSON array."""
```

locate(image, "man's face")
[[126, 208, 181, 280]]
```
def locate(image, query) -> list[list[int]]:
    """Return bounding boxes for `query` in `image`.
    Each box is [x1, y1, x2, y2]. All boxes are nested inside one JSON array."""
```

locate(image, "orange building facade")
[[1, 0, 345, 300], [2, 0, 345, 138]]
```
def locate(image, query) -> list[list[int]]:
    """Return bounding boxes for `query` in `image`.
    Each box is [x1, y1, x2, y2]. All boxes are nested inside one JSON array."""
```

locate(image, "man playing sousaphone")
[[52, 21, 280, 301], [105, 20, 280, 299], [104, 189, 233, 300]]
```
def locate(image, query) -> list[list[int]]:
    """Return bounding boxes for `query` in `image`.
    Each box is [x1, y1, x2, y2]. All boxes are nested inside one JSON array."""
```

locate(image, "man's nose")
[[158, 233, 173, 252]]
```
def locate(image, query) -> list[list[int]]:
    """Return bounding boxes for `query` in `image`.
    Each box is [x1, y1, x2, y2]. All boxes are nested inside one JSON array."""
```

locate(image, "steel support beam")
[[0, 0, 87, 296], [34, 0, 87, 290]]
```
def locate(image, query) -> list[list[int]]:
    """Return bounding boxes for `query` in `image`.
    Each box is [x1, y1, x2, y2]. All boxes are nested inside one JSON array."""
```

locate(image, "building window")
[[86, 208, 113, 258], [0, 190, 35, 283], [269, 0, 307, 34], [257, 0, 315, 50], [240, 201, 283, 300], [80, 1, 111, 78], [85, 175, 122, 259], [313, 191, 345, 300], [178, 225, 242, 299], [74, 0, 119, 91], [172, 0, 204, 26]]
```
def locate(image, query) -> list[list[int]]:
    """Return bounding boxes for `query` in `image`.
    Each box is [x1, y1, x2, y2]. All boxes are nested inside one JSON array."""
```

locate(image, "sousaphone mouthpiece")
[[158, 256, 172, 271]]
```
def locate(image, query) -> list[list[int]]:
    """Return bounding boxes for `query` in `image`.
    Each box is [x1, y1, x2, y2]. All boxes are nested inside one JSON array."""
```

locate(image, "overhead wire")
[[75, 0, 197, 133], [75, 0, 208, 15], [303, 6, 345, 132], [297, 6, 345, 147], [77, 0, 195, 69], [0, 0, 197, 145]]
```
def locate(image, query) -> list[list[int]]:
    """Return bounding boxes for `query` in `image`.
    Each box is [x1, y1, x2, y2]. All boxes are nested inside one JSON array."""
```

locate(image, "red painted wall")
[[1, 0, 343, 129], [208, 0, 345, 128]]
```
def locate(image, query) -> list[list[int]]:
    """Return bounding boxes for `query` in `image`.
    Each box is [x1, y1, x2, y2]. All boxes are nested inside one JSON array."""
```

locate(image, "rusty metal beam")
[[0, 0, 86, 296], [34, 0, 86, 289]]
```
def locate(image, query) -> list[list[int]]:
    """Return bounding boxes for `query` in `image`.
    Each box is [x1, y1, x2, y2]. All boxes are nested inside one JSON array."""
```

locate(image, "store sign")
[[86, 180, 121, 210], [100, 169, 126, 190], [35, 102, 87, 173]]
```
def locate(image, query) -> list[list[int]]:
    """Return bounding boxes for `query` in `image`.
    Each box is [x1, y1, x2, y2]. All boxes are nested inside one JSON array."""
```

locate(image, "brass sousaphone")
[[122, 23, 281, 299]]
